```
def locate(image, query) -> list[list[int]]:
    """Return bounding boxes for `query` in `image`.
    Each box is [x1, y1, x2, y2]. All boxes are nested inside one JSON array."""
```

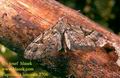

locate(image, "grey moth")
[[24, 18, 106, 60]]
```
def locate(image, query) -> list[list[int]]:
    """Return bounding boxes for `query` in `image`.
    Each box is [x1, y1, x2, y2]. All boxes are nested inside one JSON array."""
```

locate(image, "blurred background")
[[57, 0, 120, 34], [0, 0, 120, 77]]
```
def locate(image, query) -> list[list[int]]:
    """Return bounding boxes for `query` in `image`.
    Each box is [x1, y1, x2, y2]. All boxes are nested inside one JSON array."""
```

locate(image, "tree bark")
[[0, 0, 120, 77]]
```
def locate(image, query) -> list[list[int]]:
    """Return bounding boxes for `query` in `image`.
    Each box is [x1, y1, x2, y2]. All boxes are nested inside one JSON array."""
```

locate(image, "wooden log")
[[0, 0, 120, 77]]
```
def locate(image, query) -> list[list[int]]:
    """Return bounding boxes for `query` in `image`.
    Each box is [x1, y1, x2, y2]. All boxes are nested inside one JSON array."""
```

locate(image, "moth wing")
[[24, 29, 62, 60], [64, 27, 95, 51]]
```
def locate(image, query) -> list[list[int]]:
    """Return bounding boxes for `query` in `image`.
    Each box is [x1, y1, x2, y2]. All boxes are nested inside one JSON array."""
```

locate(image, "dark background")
[[57, 0, 120, 34]]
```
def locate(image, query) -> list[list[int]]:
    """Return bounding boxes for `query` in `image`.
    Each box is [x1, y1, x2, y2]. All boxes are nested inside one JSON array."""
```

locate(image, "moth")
[[24, 18, 106, 60]]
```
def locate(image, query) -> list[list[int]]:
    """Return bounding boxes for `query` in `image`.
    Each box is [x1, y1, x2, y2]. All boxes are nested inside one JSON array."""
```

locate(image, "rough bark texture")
[[0, 0, 120, 77]]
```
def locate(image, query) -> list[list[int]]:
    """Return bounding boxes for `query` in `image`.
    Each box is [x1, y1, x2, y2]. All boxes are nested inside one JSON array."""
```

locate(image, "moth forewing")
[[86, 31, 103, 41], [24, 43, 44, 59], [64, 27, 85, 51], [43, 29, 62, 52], [24, 28, 62, 60]]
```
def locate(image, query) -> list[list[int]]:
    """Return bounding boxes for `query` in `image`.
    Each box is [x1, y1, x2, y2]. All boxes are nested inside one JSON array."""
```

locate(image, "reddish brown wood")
[[0, 0, 120, 51], [67, 48, 120, 77]]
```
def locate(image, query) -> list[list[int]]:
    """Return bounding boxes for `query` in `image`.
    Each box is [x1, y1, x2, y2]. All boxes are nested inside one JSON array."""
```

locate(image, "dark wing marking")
[[64, 26, 88, 51], [64, 26, 105, 51], [24, 17, 107, 60], [86, 31, 107, 47], [24, 29, 62, 60]]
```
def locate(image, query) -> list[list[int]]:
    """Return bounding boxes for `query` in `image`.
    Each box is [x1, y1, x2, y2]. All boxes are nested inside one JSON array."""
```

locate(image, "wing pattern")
[[24, 18, 105, 59]]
